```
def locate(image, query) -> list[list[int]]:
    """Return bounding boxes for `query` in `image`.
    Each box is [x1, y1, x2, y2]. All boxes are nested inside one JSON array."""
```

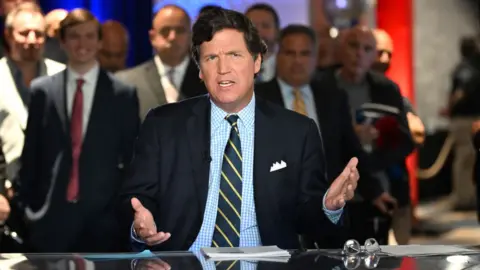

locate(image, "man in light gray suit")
[[0, 2, 64, 181], [115, 4, 206, 120]]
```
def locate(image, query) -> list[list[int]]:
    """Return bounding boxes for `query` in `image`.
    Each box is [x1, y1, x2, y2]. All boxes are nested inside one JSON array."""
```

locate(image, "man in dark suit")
[[255, 25, 401, 247], [120, 9, 360, 253], [115, 4, 207, 120], [18, 8, 140, 252]]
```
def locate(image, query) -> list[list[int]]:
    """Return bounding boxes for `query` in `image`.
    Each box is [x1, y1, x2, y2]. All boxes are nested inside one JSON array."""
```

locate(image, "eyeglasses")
[[341, 238, 381, 269], [343, 238, 381, 255]]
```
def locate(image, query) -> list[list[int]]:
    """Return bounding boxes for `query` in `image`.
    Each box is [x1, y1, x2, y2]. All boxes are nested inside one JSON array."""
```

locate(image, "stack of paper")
[[201, 246, 291, 262], [380, 245, 478, 257]]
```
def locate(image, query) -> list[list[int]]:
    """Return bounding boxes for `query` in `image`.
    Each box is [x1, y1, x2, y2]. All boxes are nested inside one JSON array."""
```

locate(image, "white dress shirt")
[[66, 63, 100, 136], [277, 78, 319, 126], [153, 55, 189, 103], [257, 55, 276, 83]]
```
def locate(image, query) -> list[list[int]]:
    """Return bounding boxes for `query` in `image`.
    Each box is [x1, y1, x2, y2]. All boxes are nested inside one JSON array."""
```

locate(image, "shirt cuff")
[[322, 189, 344, 224], [131, 223, 146, 243]]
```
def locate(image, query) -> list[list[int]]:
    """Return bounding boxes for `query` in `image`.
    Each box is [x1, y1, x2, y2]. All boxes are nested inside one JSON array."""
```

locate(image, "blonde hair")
[[4, 2, 43, 31]]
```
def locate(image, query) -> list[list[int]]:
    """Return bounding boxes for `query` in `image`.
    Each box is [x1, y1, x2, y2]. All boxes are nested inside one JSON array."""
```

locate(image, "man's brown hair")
[[59, 8, 102, 41]]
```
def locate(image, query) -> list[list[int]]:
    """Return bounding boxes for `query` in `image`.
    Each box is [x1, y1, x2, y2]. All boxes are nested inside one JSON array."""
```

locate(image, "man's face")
[[341, 28, 376, 78], [199, 29, 261, 112], [372, 31, 393, 73], [7, 10, 45, 62], [98, 32, 127, 72], [276, 33, 316, 87], [61, 21, 102, 65], [150, 7, 190, 65], [246, 9, 277, 54], [1, 0, 34, 16]]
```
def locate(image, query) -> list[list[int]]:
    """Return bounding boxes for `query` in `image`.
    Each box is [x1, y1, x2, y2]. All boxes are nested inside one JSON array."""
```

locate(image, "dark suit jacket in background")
[[322, 71, 414, 173], [19, 69, 140, 252], [120, 95, 345, 251], [115, 58, 207, 119]]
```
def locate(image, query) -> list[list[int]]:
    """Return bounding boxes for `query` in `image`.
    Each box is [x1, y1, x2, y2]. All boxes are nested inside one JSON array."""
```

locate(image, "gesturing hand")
[[324, 158, 359, 211], [131, 197, 171, 246]]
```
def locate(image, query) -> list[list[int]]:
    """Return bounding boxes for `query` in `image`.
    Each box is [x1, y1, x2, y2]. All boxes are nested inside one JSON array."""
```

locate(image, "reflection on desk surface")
[[1, 246, 480, 270]]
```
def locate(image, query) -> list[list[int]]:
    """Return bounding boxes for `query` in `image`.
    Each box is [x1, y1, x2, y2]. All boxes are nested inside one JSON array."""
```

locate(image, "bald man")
[[45, 8, 67, 38], [322, 26, 414, 244], [372, 28, 425, 245], [372, 29, 393, 73], [115, 5, 207, 120], [98, 20, 128, 72]]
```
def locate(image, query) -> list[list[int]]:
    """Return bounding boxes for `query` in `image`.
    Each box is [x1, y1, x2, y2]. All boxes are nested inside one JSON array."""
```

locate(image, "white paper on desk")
[[210, 256, 291, 263], [380, 245, 477, 257], [201, 246, 290, 260]]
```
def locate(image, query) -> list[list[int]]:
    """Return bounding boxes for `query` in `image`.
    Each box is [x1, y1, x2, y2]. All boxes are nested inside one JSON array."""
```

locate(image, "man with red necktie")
[[18, 8, 139, 252]]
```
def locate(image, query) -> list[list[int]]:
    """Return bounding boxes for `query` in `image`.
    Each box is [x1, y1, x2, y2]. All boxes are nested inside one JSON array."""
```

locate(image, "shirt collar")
[[67, 62, 100, 85], [153, 55, 190, 76], [276, 78, 311, 97], [210, 95, 256, 135], [6, 57, 46, 77]]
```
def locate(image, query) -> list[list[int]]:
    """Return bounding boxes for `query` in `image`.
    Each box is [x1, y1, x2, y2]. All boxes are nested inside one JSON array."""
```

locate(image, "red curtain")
[[376, 0, 417, 206]]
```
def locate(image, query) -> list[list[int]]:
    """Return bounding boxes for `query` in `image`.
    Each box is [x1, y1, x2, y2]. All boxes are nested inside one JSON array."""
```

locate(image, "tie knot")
[[225, 114, 239, 126], [76, 78, 85, 87]]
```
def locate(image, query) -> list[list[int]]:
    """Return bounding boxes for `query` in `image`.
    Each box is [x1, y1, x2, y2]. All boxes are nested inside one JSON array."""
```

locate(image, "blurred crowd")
[[0, 0, 478, 253]]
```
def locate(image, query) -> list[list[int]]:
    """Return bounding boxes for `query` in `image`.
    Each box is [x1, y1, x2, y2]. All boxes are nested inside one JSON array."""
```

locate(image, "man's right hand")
[[0, 194, 10, 222], [131, 197, 171, 246], [372, 192, 397, 215]]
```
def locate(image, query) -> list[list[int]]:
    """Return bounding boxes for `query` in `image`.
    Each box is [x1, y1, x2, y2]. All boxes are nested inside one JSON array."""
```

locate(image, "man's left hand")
[[324, 157, 359, 211]]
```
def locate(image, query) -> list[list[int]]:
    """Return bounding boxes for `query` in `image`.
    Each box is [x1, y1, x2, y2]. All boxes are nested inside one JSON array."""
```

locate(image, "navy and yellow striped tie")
[[215, 260, 239, 270], [212, 114, 243, 248]]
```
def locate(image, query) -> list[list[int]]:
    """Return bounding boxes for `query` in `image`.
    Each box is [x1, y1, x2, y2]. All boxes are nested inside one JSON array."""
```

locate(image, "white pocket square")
[[270, 160, 287, 172]]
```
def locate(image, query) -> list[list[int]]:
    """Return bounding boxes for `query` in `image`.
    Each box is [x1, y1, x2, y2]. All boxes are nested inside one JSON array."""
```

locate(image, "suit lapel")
[[52, 70, 69, 135], [310, 80, 327, 127], [144, 60, 167, 105], [257, 79, 286, 107], [253, 98, 280, 211], [179, 61, 199, 99], [81, 70, 111, 151], [186, 96, 211, 214], [0, 58, 28, 130]]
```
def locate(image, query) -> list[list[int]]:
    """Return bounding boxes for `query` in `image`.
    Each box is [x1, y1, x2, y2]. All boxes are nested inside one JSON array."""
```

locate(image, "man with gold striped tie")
[[121, 8, 360, 252]]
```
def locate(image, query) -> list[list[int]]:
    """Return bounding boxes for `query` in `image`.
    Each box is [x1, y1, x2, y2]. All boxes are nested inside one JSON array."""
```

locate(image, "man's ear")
[[254, 54, 262, 74]]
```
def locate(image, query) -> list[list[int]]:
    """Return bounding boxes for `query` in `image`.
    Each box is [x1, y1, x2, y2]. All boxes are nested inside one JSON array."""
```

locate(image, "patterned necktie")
[[215, 260, 239, 270], [292, 88, 307, 116], [212, 114, 243, 247], [66, 78, 84, 202]]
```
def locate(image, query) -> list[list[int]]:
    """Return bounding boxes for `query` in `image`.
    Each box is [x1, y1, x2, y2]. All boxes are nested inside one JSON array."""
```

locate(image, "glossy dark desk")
[[2, 249, 480, 269]]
